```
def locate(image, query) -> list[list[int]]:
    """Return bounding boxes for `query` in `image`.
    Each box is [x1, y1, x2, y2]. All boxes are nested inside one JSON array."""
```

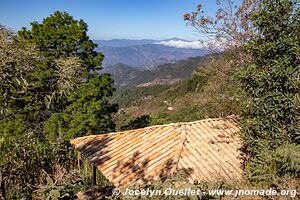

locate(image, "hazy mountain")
[[100, 63, 154, 87], [94, 39, 156, 47], [101, 56, 207, 88], [94, 38, 188, 48], [97, 44, 209, 70]]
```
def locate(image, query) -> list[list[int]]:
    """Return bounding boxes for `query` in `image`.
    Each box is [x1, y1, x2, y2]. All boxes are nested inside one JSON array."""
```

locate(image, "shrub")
[[246, 144, 300, 185], [236, 0, 300, 184]]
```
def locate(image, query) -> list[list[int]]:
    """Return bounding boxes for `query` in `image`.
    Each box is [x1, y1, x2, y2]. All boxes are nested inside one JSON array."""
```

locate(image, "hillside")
[[101, 56, 209, 88], [112, 52, 241, 129], [100, 63, 153, 87]]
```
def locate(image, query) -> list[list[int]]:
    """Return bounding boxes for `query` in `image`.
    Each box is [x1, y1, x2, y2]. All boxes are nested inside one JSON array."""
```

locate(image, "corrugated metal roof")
[[71, 116, 243, 188]]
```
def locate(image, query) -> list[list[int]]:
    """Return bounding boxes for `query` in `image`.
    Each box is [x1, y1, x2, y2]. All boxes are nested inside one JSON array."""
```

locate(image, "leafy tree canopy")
[[18, 11, 103, 70]]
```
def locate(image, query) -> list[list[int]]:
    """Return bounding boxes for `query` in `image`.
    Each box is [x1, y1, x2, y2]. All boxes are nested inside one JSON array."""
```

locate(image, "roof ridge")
[[143, 115, 238, 129], [70, 115, 239, 144]]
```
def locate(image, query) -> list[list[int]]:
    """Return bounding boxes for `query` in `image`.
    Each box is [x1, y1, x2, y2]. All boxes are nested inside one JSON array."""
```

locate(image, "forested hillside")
[[113, 51, 240, 129]]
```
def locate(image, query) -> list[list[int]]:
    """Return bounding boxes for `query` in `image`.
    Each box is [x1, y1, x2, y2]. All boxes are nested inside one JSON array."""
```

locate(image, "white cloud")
[[156, 39, 231, 50], [156, 40, 204, 49]]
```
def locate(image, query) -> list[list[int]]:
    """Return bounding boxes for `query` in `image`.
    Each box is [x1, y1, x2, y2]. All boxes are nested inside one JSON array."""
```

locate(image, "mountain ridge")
[[94, 38, 189, 47], [100, 56, 208, 88], [97, 44, 209, 70]]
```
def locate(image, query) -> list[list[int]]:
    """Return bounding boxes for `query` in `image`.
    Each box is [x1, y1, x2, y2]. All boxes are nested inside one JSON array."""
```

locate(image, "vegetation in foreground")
[[0, 11, 117, 198], [236, 0, 300, 185]]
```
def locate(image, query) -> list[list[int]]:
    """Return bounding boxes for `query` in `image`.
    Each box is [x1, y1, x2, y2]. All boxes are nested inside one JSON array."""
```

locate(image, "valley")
[[99, 56, 208, 88], [109, 52, 240, 130]]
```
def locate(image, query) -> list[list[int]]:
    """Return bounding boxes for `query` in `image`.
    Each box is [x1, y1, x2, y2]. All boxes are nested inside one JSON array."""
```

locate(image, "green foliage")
[[246, 144, 300, 184], [120, 115, 152, 131], [150, 104, 204, 125], [113, 85, 170, 108], [236, 0, 300, 183], [34, 174, 78, 200], [113, 67, 209, 111], [165, 73, 209, 101], [237, 0, 300, 152], [44, 75, 118, 140], [18, 11, 103, 71], [184, 74, 208, 92], [33, 157, 112, 200]]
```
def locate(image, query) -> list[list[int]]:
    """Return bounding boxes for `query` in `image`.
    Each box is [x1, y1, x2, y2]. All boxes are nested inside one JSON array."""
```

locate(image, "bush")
[[120, 115, 152, 131], [236, 0, 300, 184], [247, 144, 300, 185]]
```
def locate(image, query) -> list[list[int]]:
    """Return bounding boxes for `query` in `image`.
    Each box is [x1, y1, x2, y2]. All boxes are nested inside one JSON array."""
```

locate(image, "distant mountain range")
[[94, 39, 157, 47], [94, 39, 210, 70], [94, 38, 186, 47], [100, 56, 208, 88]]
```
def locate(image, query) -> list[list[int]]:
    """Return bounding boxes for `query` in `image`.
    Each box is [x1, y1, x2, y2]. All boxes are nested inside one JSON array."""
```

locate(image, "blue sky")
[[0, 0, 241, 40]]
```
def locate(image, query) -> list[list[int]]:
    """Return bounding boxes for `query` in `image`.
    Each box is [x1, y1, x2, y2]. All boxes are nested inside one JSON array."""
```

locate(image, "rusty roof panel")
[[71, 116, 243, 188]]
